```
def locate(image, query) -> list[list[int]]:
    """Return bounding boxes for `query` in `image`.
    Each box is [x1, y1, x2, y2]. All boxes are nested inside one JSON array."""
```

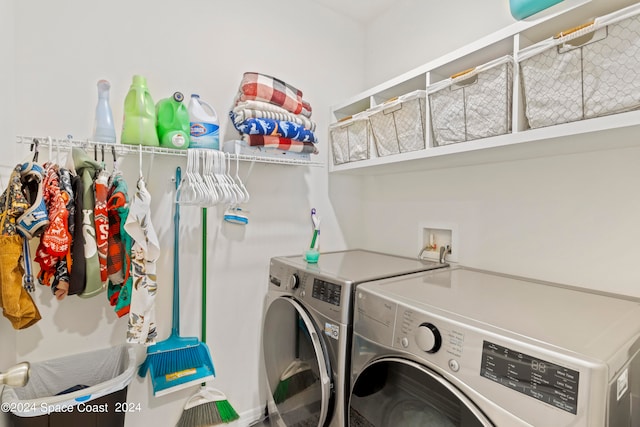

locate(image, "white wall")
[[353, 0, 640, 297], [0, 0, 17, 425], [363, 0, 514, 87], [11, 1, 365, 425]]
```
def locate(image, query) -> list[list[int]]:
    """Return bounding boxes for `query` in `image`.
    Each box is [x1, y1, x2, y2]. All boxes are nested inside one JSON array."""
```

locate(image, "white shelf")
[[16, 135, 324, 167], [328, 0, 640, 175], [330, 110, 640, 175]]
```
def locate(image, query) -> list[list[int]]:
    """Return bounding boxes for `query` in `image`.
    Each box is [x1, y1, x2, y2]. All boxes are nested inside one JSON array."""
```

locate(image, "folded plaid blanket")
[[237, 72, 304, 115], [301, 100, 312, 118], [244, 135, 318, 154], [233, 100, 316, 131], [231, 113, 318, 143]]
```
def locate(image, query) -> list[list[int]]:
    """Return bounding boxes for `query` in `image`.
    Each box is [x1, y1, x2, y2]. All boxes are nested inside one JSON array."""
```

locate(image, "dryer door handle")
[[287, 298, 333, 426]]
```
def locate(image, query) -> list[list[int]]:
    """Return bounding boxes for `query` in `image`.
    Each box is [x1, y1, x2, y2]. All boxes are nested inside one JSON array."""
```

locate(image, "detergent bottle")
[[509, 0, 564, 20], [188, 94, 220, 149], [92, 80, 116, 143], [156, 92, 190, 149], [121, 75, 159, 146]]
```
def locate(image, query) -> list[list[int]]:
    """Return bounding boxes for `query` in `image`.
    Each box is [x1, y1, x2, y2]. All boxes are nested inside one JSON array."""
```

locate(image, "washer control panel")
[[312, 278, 342, 306], [269, 258, 351, 324]]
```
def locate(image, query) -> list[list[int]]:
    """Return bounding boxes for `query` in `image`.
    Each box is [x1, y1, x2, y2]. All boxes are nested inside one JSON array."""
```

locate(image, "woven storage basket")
[[368, 90, 426, 157], [428, 56, 514, 145], [518, 3, 640, 129], [329, 112, 370, 165]]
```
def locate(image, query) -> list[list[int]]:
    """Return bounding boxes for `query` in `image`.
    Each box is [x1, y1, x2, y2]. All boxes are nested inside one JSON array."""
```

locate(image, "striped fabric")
[[233, 100, 316, 131], [244, 135, 319, 154]]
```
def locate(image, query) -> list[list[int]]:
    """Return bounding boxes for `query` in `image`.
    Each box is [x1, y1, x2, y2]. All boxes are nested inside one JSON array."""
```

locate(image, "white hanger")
[[233, 154, 250, 204], [203, 150, 219, 207], [213, 151, 231, 203], [177, 149, 197, 205]]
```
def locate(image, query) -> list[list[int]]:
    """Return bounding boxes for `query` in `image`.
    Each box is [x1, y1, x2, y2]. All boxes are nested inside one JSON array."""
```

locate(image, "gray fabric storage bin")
[[428, 56, 514, 145], [518, 3, 640, 128], [2, 345, 135, 427], [368, 90, 427, 156], [329, 112, 370, 165]]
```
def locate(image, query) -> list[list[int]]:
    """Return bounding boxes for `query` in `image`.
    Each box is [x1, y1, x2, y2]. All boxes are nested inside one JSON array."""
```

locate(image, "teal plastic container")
[[510, 0, 564, 20], [121, 75, 159, 146], [156, 92, 190, 149]]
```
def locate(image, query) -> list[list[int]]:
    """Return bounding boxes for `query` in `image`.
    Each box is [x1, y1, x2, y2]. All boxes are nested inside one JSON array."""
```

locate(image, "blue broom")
[[138, 167, 216, 397]]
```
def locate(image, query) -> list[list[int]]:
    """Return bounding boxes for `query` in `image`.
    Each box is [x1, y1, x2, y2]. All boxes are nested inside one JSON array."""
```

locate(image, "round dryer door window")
[[350, 358, 492, 427], [263, 297, 333, 427]]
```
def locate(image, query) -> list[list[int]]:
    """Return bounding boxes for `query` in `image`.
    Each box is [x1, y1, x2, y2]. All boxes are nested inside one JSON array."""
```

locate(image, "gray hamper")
[[2, 345, 135, 427]]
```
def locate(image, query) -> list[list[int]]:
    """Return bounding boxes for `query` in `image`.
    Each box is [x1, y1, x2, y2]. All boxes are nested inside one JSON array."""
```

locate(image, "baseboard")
[[226, 405, 267, 427]]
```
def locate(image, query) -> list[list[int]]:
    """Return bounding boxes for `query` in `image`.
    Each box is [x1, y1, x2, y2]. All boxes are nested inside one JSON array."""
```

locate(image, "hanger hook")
[[138, 144, 143, 179], [31, 138, 39, 162]]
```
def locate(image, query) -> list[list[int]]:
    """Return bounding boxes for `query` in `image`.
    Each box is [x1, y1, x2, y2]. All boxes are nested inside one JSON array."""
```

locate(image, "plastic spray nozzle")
[[309, 208, 320, 250]]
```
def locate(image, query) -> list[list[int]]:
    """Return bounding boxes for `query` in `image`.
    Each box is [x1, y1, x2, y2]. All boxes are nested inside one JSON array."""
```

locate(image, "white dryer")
[[350, 266, 640, 426], [262, 249, 448, 427]]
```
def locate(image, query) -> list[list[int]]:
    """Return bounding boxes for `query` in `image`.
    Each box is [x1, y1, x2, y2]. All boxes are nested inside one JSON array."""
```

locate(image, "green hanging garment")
[[72, 147, 104, 298]]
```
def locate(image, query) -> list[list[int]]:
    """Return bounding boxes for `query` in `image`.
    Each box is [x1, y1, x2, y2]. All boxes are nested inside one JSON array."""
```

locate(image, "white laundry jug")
[[188, 94, 220, 149]]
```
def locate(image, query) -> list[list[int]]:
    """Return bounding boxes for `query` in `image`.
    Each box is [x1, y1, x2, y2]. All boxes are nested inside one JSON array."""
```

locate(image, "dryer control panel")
[[394, 307, 466, 360], [480, 341, 580, 415]]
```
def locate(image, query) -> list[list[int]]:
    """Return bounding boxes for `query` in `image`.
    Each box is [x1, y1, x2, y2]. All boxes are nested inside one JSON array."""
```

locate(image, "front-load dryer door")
[[263, 296, 333, 427], [349, 357, 493, 427]]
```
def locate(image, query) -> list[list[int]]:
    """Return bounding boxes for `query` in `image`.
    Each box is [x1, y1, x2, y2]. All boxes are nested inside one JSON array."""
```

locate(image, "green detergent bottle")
[[156, 92, 190, 149], [121, 75, 159, 146]]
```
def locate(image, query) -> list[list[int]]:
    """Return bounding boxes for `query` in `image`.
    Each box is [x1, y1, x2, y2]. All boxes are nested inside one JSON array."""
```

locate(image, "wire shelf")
[[15, 135, 324, 167]]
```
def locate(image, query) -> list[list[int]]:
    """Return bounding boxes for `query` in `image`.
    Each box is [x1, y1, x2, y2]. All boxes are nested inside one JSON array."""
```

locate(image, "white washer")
[[262, 249, 448, 427], [350, 266, 640, 426]]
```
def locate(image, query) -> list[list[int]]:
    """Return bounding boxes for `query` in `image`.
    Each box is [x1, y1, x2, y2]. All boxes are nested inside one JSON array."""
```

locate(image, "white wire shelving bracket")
[[16, 135, 324, 167]]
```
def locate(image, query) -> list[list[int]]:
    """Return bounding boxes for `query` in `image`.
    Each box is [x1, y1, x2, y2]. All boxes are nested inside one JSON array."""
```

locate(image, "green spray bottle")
[[156, 92, 190, 149], [121, 75, 159, 146]]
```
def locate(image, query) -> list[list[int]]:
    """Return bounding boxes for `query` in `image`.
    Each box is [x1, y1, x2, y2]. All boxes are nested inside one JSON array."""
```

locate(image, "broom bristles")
[[177, 398, 240, 426], [143, 345, 215, 377], [273, 369, 317, 404]]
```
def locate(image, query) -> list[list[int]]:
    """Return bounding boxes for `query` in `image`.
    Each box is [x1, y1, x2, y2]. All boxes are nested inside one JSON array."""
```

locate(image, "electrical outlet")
[[419, 222, 458, 263]]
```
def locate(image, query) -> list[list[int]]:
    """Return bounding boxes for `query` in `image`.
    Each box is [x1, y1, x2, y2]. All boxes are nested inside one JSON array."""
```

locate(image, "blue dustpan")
[[138, 167, 215, 396]]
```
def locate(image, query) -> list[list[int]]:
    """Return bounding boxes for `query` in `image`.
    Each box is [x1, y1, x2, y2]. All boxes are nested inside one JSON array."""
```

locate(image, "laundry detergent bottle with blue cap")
[[121, 75, 159, 146], [156, 92, 190, 149], [188, 94, 219, 149]]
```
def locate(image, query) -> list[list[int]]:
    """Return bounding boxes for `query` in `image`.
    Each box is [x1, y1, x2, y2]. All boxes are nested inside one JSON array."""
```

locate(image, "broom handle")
[[202, 207, 207, 342], [200, 207, 208, 388], [172, 166, 181, 336]]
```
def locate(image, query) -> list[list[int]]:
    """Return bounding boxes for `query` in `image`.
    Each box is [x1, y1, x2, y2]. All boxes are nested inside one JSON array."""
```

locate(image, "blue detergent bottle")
[[510, 0, 564, 20], [188, 94, 220, 149]]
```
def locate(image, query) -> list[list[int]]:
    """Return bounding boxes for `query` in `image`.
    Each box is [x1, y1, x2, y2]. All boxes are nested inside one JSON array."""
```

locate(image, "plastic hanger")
[[203, 150, 219, 207], [177, 149, 197, 205], [233, 154, 250, 204]]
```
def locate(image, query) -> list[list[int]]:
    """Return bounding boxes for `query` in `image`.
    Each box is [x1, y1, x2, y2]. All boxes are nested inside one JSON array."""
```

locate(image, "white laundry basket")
[[518, 3, 640, 129], [329, 112, 370, 165], [2, 345, 136, 427], [428, 56, 514, 145], [368, 90, 427, 157]]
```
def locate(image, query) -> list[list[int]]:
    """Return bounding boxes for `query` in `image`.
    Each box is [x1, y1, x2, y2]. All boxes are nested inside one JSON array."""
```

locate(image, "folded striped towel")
[[232, 100, 316, 131], [244, 135, 318, 154]]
